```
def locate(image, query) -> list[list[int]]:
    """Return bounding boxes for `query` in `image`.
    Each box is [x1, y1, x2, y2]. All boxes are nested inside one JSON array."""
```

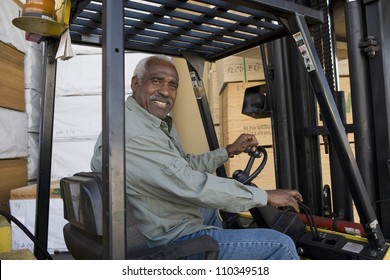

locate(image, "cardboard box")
[[0, 41, 25, 112], [9, 198, 67, 254], [53, 95, 102, 139], [10, 181, 61, 200], [0, 158, 28, 208], [0, 107, 28, 159], [219, 81, 275, 189], [216, 55, 265, 95], [51, 138, 97, 180], [220, 82, 273, 147]]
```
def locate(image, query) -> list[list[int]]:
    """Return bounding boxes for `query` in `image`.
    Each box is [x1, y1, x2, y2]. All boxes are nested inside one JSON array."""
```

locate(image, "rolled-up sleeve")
[[185, 147, 229, 173]]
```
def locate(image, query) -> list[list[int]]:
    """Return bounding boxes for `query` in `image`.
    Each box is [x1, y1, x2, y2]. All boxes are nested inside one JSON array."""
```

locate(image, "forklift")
[[13, 0, 390, 259]]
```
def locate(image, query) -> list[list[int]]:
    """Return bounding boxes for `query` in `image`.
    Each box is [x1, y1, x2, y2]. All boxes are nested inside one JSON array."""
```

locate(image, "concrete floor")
[[51, 251, 74, 260]]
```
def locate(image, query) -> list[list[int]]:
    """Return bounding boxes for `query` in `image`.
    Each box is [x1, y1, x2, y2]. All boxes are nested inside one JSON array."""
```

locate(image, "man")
[[91, 55, 302, 259]]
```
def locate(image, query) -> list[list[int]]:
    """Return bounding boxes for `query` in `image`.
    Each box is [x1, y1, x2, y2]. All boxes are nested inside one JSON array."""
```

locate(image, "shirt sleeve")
[[185, 147, 229, 173], [126, 134, 268, 213], [90, 133, 103, 172]]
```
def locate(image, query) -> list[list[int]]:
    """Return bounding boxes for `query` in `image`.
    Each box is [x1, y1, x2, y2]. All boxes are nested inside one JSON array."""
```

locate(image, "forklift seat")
[[60, 172, 219, 260]]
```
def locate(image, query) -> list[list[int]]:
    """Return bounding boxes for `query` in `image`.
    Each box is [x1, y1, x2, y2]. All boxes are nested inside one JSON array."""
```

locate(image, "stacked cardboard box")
[[219, 82, 275, 189], [0, 41, 28, 211], [208, 54, 266, 146], [215, 55, 265, 95], [208, 55, 355, 192], [9, 182, 67, 253]]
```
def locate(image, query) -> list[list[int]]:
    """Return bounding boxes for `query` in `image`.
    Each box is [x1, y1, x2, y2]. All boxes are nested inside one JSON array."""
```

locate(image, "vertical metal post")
[[345, 0, 378, 207], [102, 0, 126, 259], [183, 52, 227, 178], [287, 39, 324, 216], [363, 0, 390, 238], [34, 39, 57, 259], [326, 0, 353, 221], [287, 13, 386, 252], [183, 52, 240, 226], [267, 38, 297, 189]]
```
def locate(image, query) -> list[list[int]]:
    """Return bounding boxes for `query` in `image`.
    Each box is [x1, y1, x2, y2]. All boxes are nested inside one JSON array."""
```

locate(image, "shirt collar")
[[126, 96, 173, 133]]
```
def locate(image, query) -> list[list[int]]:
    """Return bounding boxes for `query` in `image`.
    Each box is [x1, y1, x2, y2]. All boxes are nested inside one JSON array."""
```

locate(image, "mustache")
[[150, 95, 173, 104]]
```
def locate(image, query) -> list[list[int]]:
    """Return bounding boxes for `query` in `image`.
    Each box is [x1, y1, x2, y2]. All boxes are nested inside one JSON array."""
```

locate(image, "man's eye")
[[151, 78, 162, 85], [169, 82, 178, 89]]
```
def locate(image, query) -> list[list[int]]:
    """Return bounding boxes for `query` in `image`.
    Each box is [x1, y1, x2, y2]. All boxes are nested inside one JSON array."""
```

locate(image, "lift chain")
[[309, 0, 336, 93]]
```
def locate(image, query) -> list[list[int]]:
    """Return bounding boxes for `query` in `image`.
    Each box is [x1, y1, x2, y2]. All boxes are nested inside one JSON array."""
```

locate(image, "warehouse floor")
[[51, 251, 74, 260]]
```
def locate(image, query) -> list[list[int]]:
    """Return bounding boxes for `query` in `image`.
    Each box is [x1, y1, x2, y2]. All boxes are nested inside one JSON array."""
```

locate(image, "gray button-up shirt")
[[91, 96, 268, 247]]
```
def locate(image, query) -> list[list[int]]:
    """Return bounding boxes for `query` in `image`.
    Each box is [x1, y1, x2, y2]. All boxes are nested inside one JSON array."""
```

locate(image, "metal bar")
[[288, 12, 386, 253], [123, 1, 265, 36], [267, 38, 297, 190], [197, 0, 279, 21], [225, 0, 324, 24], [288, 37, 324, 216], [345, 0, 377, 207], [207, 27, 288, 62], [149, 0, 279, 30], [101, 0, 126, 260], [183, 52, 236, 226], [329, 91, 353, 221], [183, 52, 227, 178], [34, 39, 57, 260], [364, 0, 390, 238]]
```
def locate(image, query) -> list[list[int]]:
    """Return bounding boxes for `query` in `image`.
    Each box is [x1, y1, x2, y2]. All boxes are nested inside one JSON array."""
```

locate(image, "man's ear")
[[131, 76, 138, 92]]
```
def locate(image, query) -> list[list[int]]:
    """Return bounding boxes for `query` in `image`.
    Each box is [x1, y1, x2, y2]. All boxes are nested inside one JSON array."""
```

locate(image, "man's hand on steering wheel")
[[226, 133, 259, 158]]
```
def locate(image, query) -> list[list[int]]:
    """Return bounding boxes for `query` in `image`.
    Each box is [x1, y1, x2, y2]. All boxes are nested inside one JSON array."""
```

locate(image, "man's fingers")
[[291, 198, 300, 212]]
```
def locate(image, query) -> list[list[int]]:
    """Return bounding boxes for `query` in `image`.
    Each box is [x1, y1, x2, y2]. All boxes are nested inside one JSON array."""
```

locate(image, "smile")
[[153, 100, 169, 108]]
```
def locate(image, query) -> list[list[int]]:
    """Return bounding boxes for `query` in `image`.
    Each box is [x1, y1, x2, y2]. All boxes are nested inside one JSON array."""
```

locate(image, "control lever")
[[298, 201, 321, 241]]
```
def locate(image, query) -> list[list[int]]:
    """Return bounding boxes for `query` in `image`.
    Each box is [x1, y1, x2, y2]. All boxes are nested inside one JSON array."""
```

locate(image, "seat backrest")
[[60, 172, 149, 259], [60, 172, 219, 260], [60, 172, 104, 236]]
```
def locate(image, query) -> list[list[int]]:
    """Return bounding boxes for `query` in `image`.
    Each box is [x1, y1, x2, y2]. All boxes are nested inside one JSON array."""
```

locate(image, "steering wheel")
[[232, 146, 268, 185]]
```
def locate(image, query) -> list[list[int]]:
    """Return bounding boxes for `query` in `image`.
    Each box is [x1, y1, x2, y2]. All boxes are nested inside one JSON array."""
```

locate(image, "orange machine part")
[[23, 0, 55, 18]]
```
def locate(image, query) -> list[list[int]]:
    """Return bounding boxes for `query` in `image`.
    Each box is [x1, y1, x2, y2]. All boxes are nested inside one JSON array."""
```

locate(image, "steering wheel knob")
[[232, 170, 249, 182], [233, 146, 268, 185], [245, 146, 263, 158]]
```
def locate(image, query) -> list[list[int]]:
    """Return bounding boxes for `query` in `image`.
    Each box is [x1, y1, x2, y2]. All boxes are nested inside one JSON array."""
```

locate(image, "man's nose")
[[157, 81, 172, 95]]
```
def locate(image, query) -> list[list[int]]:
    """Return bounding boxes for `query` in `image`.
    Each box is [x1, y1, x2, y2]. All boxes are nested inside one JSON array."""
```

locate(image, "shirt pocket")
[[161, 158, 187, 176]]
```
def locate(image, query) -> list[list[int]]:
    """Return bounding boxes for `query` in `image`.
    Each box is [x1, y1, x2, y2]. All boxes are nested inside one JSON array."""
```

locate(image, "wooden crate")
[[0, 158, 28, 210], [0, 41, 25, 112]]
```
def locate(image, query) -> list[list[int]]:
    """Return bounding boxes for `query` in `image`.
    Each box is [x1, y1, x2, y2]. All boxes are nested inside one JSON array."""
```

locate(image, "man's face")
[[131, 59, 179, 119]]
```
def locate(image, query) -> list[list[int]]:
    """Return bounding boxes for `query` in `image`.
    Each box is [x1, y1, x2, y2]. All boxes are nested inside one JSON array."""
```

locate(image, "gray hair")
[[133, 55, 174, 84]]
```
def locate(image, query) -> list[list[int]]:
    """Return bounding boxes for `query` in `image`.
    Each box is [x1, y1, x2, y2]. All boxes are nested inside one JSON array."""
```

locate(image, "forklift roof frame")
[[33, 0, 387, 259]]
